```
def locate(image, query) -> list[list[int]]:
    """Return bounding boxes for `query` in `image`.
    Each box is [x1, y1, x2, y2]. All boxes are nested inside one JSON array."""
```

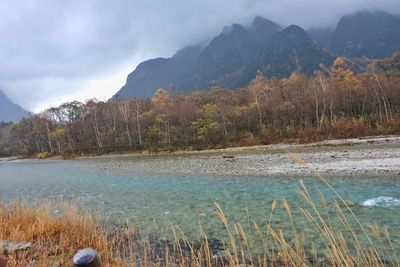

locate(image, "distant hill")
[[115, 11, 400, 99], [329, 11, 400, 58], [0, 90, 30, 122]]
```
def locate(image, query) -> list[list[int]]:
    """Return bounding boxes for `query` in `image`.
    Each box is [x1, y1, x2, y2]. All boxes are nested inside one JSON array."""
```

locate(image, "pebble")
[[91, 137, 400, 176], [0, 240, 32, 253]]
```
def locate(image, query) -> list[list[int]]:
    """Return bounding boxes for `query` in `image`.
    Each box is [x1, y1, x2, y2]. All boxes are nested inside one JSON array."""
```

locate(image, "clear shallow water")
[[1, 156, 400, 255]]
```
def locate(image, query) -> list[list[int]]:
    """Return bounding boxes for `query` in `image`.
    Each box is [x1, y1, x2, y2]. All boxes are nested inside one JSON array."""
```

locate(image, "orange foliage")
[[332, 118, 369, 138]]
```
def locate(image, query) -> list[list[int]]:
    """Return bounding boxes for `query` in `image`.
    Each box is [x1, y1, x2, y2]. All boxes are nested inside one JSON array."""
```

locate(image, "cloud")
[[1, 0, 399, 112], [30, 65, 134, 112]]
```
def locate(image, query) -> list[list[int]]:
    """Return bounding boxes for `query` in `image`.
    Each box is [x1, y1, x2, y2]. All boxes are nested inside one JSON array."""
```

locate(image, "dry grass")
[[0, 200, 118, 266], [0, 196, 398, 266], [0, 164, 399, 266]]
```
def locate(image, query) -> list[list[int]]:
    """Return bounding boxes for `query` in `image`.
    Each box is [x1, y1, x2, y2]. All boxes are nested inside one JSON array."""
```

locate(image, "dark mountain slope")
[[0, 90, 30, 122], [190, 17, 283, 89], [116, 45, 202, 99], [114, 16, 284, 99], [329, 11, 400, 58], [115, 12, 400, 99], [252, 25, 335, 78], [191, 23, 252, 89]]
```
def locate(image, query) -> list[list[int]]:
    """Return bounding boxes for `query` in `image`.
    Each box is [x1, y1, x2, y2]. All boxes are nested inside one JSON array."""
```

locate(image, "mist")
[[1, 0, 399, 112]]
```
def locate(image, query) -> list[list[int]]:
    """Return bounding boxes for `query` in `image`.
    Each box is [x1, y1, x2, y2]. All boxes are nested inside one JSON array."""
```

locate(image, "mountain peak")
[[254, 24, 334, 79], [248, 16, 281, 41], [222, 23, 246, 35], [282, 25, 307, 35], [342, 10, 398, 21], [251, 16, 281, 30]]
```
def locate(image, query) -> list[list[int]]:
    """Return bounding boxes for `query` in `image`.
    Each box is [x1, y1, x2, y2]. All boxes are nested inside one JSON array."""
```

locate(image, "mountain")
[[115, 17, 283, 99], [190, 17, 282, 89], [114, 16, 333, 99], [115, 12, 400, 100], [329, 11, 400, 58], [116, 45, 202, 99], [0, 90, 30, 122], [190, 23, 254, 89], [253, 25, 334, 78]]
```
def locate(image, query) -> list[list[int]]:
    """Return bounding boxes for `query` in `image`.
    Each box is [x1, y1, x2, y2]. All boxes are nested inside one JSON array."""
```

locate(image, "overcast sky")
[[1, 0, 399, 112]]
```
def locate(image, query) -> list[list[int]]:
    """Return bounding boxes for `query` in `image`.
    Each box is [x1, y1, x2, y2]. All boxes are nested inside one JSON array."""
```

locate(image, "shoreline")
[[3, 135, 400, 177], [2, 134, 399, 161], [81, 135, 400, 177], [77, 134, 400, 159]]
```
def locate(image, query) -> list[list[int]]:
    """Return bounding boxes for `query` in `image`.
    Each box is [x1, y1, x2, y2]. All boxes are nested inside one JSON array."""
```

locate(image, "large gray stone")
[[73, 248, 101, 267]]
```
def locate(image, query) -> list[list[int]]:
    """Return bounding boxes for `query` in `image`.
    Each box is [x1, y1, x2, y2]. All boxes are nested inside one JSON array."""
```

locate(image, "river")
[[1, 138, 400, 256]]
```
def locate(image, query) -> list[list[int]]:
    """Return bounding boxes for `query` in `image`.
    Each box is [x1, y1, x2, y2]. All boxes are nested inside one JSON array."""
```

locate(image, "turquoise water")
[[1, 156, 400, 255]]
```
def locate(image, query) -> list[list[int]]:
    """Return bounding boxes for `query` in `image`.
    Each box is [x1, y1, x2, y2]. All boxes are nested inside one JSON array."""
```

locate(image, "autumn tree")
[[151, 88, 172, 145]]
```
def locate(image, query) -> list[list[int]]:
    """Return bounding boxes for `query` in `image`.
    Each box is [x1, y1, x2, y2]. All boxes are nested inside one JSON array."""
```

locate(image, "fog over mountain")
[[1, 0, 400, 112], [115, 18, 337, 99]]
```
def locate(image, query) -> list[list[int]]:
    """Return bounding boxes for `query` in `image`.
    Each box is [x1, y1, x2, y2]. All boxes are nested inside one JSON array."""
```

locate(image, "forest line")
[[1, 55, 400, 158]]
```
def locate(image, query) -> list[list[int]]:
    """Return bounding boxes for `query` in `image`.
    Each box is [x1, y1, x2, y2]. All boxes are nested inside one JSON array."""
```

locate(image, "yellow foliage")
[[330, 57, 362, 92], [49, 128, 65, 139]]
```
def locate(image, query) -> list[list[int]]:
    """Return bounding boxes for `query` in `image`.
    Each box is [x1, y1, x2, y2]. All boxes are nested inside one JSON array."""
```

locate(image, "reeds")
[[0, 169, 399, 266]]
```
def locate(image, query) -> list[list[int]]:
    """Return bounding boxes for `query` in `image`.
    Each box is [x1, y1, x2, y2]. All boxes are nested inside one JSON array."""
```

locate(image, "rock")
[[0, 240, 31, 253], [73, 248, 101, 267]]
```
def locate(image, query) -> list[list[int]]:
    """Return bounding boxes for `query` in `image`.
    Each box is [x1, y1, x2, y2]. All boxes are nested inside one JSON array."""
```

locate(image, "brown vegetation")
[[1, 55, 400, 157], [0, 201, 118, 266]]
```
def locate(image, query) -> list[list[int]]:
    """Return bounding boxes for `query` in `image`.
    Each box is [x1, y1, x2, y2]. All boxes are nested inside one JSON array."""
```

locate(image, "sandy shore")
[[89, 135, 400, 177]]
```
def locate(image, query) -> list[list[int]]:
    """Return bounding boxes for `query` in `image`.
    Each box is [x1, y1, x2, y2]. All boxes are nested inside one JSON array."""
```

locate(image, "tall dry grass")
[[0, 200, 119, 266], [0, 160, 399, 266]]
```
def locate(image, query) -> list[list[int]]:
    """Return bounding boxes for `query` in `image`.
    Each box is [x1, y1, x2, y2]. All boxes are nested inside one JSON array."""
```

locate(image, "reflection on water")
[[1, 157, 400, 254]]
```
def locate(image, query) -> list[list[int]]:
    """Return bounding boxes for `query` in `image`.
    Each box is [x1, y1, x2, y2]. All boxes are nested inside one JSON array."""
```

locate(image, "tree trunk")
[[92, 110, 103, 149], [125, 122, 132, 146], [45, 122, 53, 152], [372, 67, 392, 122], [313, 87, 319, 127], [222, 115, 228, 137], [165, 113, 171, 144], [136, 102, 142, 145]]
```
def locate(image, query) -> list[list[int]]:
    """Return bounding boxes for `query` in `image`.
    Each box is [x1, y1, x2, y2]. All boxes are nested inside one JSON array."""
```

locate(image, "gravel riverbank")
[[87, 135, 400, 177]]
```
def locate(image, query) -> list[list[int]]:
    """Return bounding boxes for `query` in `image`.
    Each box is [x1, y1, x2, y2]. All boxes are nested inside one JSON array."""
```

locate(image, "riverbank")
[[76, 135, 400, 177], [6, 135, 400, 176]]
